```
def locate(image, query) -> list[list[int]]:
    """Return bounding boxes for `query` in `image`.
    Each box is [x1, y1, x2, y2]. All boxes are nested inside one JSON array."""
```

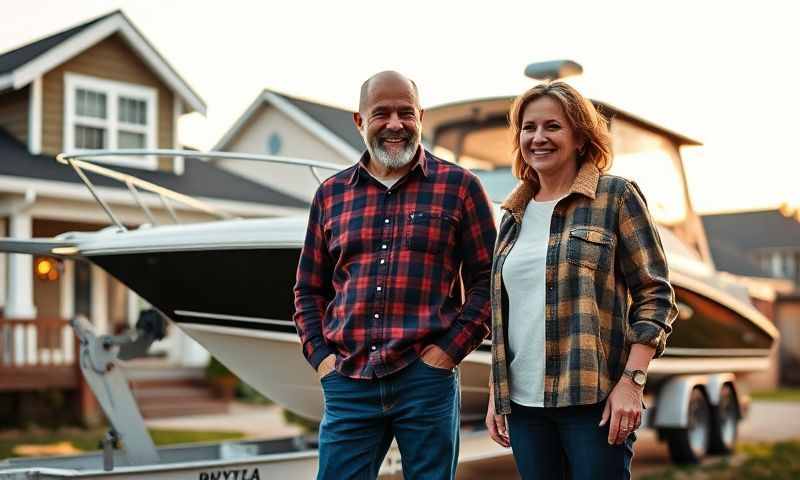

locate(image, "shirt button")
[[371, 345, 377, 351], [374, 313, 380, 319], [377, 286, 382, 291], [381, 244, 387, 250], [380, 259, 385, 264], [384, 218, 390, 224]]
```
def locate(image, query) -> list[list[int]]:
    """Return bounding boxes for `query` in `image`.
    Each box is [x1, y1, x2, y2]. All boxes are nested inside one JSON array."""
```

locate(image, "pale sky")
[[3, 0, 799, 214]]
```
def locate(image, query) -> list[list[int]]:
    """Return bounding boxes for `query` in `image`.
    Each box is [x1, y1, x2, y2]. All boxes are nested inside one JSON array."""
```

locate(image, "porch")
[[0, 316, 78, 392]]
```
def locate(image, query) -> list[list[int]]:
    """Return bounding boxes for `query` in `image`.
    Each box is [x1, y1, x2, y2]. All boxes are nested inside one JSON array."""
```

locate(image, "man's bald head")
[[358, 71, 420, 114]]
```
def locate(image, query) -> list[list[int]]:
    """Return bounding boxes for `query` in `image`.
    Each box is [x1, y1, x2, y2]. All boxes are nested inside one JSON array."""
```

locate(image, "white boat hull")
[[181, 322, 492, 423]]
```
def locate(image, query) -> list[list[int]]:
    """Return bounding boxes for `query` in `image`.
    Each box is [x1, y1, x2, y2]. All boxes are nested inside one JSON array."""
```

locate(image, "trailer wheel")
[[666, 387, 711, 464], [708, 384, 738, 454]]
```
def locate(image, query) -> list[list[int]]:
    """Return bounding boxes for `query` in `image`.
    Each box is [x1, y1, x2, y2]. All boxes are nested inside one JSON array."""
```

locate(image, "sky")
[[3, 0, 799, 214]]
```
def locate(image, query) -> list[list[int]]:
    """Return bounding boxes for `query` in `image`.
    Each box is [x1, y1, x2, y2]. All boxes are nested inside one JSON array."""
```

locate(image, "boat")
[[0, 92, 778, 424]]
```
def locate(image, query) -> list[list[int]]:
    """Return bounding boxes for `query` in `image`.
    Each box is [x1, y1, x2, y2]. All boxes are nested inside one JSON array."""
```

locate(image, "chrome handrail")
[[56, 150, 344, 232]]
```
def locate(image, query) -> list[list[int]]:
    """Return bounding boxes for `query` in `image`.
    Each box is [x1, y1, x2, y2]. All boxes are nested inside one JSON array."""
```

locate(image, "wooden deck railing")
[[0, 317, 79, 391]]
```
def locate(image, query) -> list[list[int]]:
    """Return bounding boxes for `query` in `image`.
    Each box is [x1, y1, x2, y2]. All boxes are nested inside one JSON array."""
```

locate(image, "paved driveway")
[[146, 400, 800, 479]]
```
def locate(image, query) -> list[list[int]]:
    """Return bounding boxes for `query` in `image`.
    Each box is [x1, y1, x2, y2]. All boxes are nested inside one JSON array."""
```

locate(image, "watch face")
[[634, 371, 647, 385]]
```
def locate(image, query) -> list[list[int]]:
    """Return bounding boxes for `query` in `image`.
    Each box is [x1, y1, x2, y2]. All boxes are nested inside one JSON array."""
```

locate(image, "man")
[[293, 71, 496, 480]]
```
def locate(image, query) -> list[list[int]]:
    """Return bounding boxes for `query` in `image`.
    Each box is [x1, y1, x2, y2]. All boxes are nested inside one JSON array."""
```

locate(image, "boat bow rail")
[[55, 149, 344, 231]]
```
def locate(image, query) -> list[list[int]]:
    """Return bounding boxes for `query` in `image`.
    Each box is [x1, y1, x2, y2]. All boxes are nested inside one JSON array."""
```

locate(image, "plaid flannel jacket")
[[294, 148, 496, 379], [491, 161, 677, 413]]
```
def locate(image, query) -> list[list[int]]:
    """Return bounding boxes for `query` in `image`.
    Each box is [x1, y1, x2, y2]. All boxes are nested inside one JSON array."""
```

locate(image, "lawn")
[[0, 427, 244, 461], [640, 439, 800, 480], [751, 387, 800, 402]]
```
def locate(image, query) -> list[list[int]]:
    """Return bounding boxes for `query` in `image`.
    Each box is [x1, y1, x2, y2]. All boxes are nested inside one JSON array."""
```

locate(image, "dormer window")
[[64, 73, 158, 169]]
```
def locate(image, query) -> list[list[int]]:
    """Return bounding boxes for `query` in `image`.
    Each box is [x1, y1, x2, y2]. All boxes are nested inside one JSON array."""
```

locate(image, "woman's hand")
[[599, 376, 643, 444], [485, 388, 510, 448]]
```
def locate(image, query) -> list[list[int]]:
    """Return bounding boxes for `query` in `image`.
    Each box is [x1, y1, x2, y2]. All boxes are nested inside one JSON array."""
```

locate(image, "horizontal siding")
[[41, 33, 175, 170], [0, 85, 29, 145]]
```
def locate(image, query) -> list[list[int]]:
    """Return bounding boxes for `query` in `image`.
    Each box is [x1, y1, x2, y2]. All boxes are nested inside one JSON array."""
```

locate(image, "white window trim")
[[64, 72, 158, 170]]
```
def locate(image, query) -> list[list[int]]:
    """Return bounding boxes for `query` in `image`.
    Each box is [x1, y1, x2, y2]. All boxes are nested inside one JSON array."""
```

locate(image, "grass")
[[750, 387, 800, 402], [0, 427, 244, 461], [639, 439, 800, 480]]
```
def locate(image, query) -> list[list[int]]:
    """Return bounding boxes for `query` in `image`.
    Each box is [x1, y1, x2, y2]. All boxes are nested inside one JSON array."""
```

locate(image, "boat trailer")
[[0, 315, 510, 479]]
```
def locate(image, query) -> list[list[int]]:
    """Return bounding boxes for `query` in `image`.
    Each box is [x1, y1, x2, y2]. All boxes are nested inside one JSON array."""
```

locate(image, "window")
[[64, 73, 158, 169], [267, 132, 283, 155]]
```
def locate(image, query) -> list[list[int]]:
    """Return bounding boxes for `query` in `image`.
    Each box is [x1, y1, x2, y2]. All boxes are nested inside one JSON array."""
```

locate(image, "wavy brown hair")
[[510, 81, 612, 182]]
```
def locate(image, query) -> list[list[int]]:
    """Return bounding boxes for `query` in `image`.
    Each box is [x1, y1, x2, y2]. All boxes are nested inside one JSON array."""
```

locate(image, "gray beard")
[[367, 135, 418, 170]]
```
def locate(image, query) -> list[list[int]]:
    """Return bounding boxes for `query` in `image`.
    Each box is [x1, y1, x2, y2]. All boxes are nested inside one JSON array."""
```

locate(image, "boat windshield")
[[608, 119, 689, 226]]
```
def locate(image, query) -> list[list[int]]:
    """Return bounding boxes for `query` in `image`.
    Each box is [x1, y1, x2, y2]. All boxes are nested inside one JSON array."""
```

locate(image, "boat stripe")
[[173, 310, 295, 327], [172, 310, 297, 333]]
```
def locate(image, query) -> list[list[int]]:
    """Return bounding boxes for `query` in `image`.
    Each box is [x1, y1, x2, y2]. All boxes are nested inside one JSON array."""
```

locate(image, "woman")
[[485, 81, 678, 479]]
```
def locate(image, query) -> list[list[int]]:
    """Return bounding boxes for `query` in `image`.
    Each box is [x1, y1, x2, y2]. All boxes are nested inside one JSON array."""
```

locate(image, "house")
[[213, 89, 364, 201], [701, 208, 800, 385], [0, 10, 309, 423], [703, 207, 800, 286]]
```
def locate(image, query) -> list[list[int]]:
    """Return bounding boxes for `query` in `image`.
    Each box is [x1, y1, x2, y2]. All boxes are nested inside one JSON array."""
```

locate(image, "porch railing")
[[0, 317, 78, 391]]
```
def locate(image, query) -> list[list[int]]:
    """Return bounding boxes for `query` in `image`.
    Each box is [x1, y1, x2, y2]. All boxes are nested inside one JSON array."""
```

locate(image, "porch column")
[[0, 218, 6, 307], [59, 260, 76, 364], [5, 212, 36, 319], [90, 265, 109, 334]]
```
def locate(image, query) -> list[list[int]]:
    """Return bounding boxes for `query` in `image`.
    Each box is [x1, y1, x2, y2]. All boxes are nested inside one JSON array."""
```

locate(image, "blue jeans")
[[317, 358, 460, 480], [508, 401, 636, 480]]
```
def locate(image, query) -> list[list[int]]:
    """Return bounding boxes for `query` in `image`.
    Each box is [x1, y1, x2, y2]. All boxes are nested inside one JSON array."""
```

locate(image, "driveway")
[[145, 400, 800, 479]]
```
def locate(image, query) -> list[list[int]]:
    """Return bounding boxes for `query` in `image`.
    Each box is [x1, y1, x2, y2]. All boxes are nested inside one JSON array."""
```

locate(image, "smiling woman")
[[487, 81, 678, 480]]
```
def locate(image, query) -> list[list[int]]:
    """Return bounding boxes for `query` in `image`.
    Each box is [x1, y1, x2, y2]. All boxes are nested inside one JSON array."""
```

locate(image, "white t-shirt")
[[501, 197, 559, 407], [366, 170, 400, 189]]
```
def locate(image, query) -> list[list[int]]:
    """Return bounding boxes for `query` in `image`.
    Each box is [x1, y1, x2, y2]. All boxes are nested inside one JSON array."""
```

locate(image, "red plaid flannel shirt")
[[293, 147, 496, 379]]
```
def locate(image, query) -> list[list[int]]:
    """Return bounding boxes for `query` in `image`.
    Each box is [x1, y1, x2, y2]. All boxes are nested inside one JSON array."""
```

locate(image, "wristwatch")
[[623, 368, 647, 387]]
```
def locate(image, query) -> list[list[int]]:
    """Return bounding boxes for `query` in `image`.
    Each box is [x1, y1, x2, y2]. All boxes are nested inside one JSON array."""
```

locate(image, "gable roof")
[[214, 89, 363, 160], [702, 209, 800, 251], [0, 128, 308, 210], [0, 10, 205, 114], [280, 94, 365, 153], [0, 12, 113, 75], [705, 237, 773, 278]]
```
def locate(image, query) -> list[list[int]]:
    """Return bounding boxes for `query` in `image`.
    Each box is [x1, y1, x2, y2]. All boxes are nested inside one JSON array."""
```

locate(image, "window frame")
[[64, 72, 158, 170]]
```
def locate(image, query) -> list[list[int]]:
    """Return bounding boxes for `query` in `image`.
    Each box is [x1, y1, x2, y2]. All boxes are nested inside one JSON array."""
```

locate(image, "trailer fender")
[[653, 374, 740, 428], [704, 373, 738, 411], [653, 375, 707, 428]]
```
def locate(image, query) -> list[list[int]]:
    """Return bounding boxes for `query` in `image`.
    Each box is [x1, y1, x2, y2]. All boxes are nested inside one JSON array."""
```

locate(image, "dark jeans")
[[317, 358, 460, 480], [508, 401, 636, 480]]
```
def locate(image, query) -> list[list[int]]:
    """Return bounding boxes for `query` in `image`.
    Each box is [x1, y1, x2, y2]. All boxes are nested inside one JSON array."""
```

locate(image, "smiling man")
[[293, 71, 497, 479]]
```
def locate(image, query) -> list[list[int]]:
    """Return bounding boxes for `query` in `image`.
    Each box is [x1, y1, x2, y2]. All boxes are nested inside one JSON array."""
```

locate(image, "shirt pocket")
[[566, 226, 615, 271], [405, 211, 456, 254]]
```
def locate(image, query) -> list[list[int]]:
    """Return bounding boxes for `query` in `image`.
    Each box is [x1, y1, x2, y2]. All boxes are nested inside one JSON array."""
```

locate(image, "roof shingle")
[[0, 11, 117, 75], [275, 92, 365, 153]]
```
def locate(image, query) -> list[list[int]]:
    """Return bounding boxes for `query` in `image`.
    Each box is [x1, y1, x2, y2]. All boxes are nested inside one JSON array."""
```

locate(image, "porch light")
[[35, 257, 61, 282]]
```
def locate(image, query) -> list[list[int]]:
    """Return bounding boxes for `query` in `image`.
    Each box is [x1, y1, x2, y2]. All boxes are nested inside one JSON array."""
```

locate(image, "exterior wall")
[[0, 85, 29, 144], [40, 33, 175, 169], [220, 104, 355, 202]]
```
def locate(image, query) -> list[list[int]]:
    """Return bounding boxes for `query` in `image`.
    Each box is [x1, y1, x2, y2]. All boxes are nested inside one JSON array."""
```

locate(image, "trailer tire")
[[666, 387, 711, 464], [708, 384, 738, 454]]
